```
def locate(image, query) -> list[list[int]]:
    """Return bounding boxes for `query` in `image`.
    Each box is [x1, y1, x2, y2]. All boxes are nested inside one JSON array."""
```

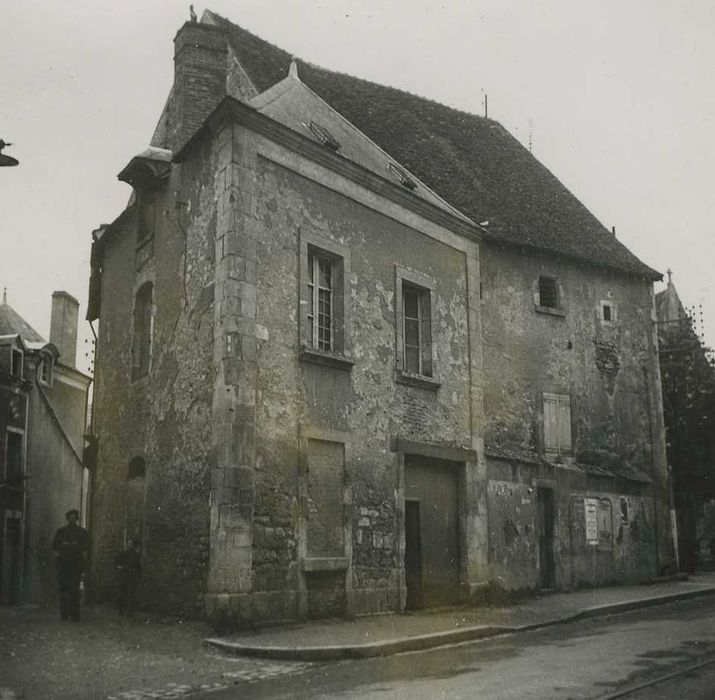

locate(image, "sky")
[[1, 0, 714, 374]]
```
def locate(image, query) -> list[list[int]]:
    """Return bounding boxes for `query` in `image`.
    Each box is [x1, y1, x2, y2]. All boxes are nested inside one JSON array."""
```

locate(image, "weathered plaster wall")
[[480, 245, 669, 586], [205, 122, 484, 626], [91, 137, 218, 615], [481, 244, 660, 466], [24, 381, 85, 605], [486, 458, 655, 591]]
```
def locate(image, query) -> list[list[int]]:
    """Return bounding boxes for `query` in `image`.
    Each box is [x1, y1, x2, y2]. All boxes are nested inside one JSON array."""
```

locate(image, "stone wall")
[[90, 136, 218, 616], [205, 122, 485, 626], [480, 244, 670, 585]]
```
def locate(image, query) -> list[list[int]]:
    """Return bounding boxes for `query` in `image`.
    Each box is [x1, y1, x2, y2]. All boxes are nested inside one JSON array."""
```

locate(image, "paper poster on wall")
[[584, 498, 599, 545]]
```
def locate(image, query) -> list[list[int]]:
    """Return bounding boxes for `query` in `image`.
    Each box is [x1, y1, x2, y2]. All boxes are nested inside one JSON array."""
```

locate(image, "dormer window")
[[10, 347, 23, 378], [39, 354, 54, 387], [388, 163, 417, 191], [304, 121, 340, 151]]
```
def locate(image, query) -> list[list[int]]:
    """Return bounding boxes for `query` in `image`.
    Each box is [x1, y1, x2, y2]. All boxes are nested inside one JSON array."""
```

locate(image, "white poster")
[[584, 498, 599, 545]]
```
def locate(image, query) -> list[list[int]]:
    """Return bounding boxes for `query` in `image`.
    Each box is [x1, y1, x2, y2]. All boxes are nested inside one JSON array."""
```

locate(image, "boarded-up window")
[[131, 282, 153, 380], [307, 439, 345, 557], [138, 191, 156, 243], [543, 393, 572, 455]]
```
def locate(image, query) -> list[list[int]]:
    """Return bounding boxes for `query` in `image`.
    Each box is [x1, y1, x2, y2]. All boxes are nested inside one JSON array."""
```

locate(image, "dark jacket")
[[114, 549, 142, 579], [52, 523, 90, 570]]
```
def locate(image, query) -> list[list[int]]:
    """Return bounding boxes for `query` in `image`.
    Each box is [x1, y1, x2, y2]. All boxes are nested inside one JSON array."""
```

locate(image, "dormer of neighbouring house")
[[0, 334, 27, 381]]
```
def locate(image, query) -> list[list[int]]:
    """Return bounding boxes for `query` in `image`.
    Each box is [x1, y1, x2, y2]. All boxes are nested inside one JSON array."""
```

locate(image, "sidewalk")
[[206, 572, 715, 661]]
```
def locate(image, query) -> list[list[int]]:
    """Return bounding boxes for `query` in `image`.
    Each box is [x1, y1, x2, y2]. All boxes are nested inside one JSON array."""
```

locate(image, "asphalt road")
[[201, 596, 715, 700]]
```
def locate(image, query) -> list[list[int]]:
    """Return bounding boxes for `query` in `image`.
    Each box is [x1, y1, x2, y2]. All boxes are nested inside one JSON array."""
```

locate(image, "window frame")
[[600, 300, 617, 326], [299, 230, 352, 369], [535, 276, 565, 317], [131, 281, 154, 381], [38, 353, 54, 387], [395, 266, 440, 389], [10, 347, 23, 378], [542, 392, 572, 457], [4, 427, 25, 483]]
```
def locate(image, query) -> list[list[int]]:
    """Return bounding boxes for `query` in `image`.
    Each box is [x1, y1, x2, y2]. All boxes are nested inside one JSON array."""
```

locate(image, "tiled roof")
[[0, 303, 44, 343], [210, 12, 660, 279]]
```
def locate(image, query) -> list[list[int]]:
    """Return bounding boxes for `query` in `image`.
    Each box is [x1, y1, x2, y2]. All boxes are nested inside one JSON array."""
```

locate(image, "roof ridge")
[[210, 11, 495, 125], [207, 9, 660, 280]]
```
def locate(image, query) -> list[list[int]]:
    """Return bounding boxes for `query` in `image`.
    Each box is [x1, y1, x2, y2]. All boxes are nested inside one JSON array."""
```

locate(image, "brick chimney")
[[50, 291, 79, 368], [169, 22, 228, 152]]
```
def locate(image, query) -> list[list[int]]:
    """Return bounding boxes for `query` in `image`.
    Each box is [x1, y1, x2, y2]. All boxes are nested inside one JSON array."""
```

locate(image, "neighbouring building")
[[88, 10, 673, 626], [0, 291, 91, 605], [656, 275, 715, 572]]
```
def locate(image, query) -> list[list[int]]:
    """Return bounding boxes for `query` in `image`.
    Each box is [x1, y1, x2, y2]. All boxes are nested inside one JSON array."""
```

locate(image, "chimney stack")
[[50, 291, 79, 368], [169, 22, 228, 152]]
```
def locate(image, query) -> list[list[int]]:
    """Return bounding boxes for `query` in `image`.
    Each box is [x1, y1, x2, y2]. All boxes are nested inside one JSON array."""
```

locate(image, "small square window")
[[600, 300, 616, 325], [538, 276, 559, 309]]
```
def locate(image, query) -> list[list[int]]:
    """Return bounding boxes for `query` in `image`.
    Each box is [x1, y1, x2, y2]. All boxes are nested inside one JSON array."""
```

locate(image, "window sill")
[[396, 370, 441, 391], [301, 557, 348, 572], [535, 304, 566, 318], [299, 347, 354, 371]]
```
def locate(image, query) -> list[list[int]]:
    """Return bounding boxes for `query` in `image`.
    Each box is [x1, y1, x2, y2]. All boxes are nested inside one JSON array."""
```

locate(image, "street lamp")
[[0, 140, 19, 167]]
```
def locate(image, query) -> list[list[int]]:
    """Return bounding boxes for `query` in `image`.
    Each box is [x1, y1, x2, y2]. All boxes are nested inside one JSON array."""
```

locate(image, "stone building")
[[0, 291, 91, 605], [88, 11, 672, 626]]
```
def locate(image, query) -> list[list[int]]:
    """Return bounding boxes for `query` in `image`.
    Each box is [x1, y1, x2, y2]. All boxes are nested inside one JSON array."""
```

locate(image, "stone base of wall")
[[206, 591, 301, 631], [349, 586, 401, 617], [206, 584, 403, 631]]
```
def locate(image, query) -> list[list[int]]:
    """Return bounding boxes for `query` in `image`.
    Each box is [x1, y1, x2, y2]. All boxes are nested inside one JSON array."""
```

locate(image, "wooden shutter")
[[557, 396, 572, 452], [543, 394, 559, 452]]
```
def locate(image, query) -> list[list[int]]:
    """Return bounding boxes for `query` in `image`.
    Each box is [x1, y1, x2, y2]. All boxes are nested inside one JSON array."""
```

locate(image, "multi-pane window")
[[402, 283, 432, 377], [543, 393, 572, 455], [307, 251, 334, 351]]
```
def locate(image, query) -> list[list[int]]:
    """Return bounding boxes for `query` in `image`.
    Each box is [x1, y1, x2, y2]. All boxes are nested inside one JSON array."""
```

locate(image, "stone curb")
[[204, 585, 715, 661]]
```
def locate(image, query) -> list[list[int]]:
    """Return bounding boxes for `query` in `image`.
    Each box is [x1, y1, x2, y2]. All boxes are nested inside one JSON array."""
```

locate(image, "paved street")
[[4, 595, 715, 698], [0, 606, 316, 700], [200, 596, 715, 700]]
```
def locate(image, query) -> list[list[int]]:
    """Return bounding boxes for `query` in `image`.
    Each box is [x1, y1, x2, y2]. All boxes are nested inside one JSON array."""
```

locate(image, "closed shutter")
[[544, 395, 559, 452], [557, 396, 572, 452]]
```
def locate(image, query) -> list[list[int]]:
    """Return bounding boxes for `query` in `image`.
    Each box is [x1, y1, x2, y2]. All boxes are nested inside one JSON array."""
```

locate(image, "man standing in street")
[[52, 509, 89, 621]]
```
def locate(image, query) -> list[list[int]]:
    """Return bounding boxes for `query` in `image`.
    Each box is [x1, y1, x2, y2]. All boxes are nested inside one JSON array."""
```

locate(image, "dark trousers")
[[57, 563, 82, 621], [117, 574, 139, 615]]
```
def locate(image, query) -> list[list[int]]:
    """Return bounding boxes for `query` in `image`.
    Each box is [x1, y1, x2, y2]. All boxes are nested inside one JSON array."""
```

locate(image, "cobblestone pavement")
[[0, 606, 313, 700]]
